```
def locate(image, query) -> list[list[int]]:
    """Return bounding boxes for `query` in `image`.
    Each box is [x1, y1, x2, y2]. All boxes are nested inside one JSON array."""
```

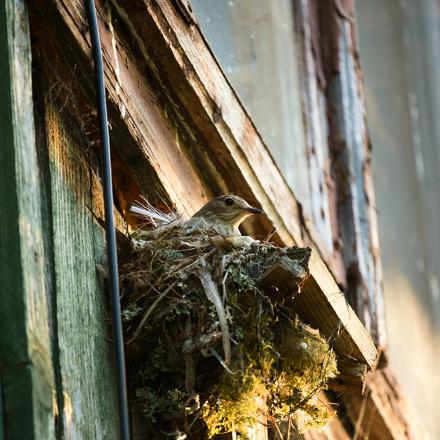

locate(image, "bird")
[[186, 195, 263, 237], [131, 194, 263, 243]]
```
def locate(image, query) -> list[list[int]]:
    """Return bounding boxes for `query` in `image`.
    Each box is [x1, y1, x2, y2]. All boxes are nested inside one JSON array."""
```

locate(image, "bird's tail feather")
[[130, 196, 177, 227]]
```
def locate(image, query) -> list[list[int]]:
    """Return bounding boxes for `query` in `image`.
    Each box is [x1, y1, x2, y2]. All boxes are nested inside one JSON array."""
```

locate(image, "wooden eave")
[[343, 368, 428, 440], [32, 0, 378, 392]]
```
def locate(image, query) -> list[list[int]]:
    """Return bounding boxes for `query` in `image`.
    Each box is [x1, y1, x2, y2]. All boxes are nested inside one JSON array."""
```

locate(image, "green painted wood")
[[44, 102, 119, 439], [0, 0, 54, 439]]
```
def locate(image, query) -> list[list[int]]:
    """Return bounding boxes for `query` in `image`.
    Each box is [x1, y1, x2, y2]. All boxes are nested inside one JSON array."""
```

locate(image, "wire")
[[85, 1, 130, 438]]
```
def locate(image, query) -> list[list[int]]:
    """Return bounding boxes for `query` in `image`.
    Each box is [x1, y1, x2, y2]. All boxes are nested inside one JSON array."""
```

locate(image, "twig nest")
[[119, 222, 338, 438]]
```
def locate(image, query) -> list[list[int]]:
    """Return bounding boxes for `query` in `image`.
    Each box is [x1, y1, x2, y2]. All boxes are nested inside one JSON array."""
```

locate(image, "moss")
[[203, 370, 268, 438], [120, 222, 337, 437]]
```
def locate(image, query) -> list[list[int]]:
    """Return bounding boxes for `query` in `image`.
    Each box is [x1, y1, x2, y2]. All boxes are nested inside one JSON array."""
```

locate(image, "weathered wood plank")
[[293, 0, 347, 285], [343, 368, 429, 440], [295, 0, 335, 253], [0, 1, 54, 438], [29, 2, 168, 221], [44, 101, 119, 439], [328, 17, 385, 347], [261, 256, 309, 296], [48, 0, 211, 218]]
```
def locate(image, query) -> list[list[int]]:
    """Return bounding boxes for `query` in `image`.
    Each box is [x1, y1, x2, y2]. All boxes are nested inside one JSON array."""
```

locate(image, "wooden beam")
[[343, 368, 429, 440], [38, 0, 378, 390], [0, 1, 54, 438], [46, 0, 210, 219]]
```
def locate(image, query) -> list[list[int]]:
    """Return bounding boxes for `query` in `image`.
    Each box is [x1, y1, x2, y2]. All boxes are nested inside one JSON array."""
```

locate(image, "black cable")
[[85, 1, 130, 438]]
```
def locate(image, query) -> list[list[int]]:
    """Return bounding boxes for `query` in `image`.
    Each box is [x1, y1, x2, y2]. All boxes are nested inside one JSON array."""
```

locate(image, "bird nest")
[[119, 222, 338, 438]]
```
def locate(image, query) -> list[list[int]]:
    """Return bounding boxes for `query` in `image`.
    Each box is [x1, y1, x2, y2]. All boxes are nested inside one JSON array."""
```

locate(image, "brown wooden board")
[[343, 368, 429, 440]]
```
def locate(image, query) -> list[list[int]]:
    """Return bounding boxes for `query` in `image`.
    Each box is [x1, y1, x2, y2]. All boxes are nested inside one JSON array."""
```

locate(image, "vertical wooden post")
[[0, 0, 54, 438]]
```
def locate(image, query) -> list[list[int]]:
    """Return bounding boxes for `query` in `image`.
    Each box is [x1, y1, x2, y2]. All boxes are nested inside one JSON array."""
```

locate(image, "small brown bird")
[[187, 195, 263, 237], [131, 194, 263, 241]]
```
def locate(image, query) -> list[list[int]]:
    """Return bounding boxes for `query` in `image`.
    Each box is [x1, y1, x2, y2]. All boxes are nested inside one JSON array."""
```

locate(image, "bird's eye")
[[224, 197, 234, 206]]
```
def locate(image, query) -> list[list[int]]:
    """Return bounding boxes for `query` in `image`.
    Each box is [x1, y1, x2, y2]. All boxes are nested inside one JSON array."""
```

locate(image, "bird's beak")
[[246, 206, 263, 215]]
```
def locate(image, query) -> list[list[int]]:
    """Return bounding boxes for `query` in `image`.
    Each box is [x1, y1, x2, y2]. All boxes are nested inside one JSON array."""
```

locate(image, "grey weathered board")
[[43, 101, 119, 439], [0, 1, 54, 439]]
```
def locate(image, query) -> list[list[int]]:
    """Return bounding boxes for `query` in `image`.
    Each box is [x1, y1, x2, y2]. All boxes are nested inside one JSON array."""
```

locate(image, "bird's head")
[[192, 195, 263, 228]]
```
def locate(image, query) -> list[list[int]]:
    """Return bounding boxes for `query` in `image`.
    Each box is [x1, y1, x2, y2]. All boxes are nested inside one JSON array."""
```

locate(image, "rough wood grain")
[[44, 101, 119, 439], [0, 1, 54, 438], [260, 249, 311, 297], [293, 0, 348, 285], [261, 258, 308, 294], [50, 0, 211, 218], [295, 0, 335, 254], [343, 368, 429, 440], [328, 17, 385, 347]]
